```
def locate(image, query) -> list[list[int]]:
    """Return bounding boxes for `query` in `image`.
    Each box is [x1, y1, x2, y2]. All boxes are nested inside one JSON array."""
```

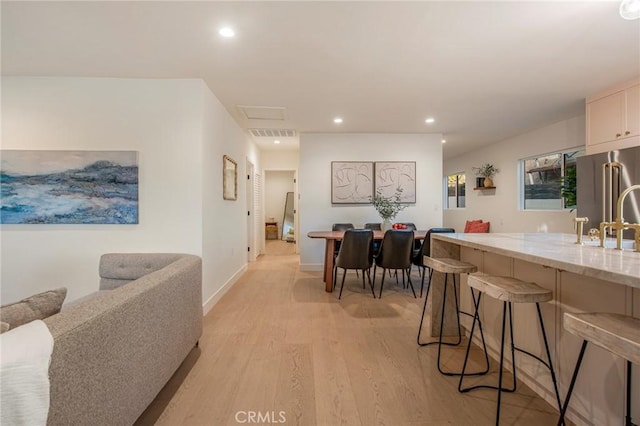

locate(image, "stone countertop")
[[431, 233, 640, 289]]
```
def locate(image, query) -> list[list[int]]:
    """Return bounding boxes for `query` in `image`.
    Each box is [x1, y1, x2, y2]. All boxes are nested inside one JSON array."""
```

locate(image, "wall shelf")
[[474, 186, 496, 190]]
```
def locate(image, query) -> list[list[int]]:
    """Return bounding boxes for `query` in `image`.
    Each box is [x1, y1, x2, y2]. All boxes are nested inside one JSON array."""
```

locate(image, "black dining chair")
[[373, 230, 416, 299], [332, 223, 355, 282], [412, 228, 455, 297], [364, 223, 382, 255], [334, 229, 375, 299], [398, 222, 421, 252], [332, 223, 354, 257]]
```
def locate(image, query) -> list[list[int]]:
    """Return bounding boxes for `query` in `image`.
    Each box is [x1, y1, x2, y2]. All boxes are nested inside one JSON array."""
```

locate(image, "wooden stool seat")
[[564, 313, 640, 365], [467, 274, 552, 304], [423, 257, 477, 274]]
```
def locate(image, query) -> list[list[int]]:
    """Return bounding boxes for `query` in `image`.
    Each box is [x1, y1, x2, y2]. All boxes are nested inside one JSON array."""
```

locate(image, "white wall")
[[264, 170, 295, 238], [261, 149, 299, 171], [443, 116, 585, 234], [200, 81, 259, 311], [1, 77, 256, 310], [299, 133, 443, 270]]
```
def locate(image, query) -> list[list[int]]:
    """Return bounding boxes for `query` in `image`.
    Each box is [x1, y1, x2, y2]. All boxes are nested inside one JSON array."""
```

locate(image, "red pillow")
[[464, 220, 483, 233], [467, 221, 490, 233]]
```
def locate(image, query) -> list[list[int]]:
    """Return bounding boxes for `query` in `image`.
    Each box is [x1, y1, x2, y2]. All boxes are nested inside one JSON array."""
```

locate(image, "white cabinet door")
[[625, 84, 640, 138], [587, 90, 626, 146]]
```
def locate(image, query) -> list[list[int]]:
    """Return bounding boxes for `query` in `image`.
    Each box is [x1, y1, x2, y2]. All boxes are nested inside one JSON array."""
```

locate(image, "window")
[[521, 149, 583, 210], [446, 173, 466, 208]]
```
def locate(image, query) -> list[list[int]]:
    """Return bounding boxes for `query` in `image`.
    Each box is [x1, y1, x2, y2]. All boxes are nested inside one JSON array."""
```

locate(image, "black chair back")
[[376, 230, 414, 270], [336, 229, 374, 270], [412, 227, 455, 266], [332, 223, 354, 231], [364, 223, 381, 231]]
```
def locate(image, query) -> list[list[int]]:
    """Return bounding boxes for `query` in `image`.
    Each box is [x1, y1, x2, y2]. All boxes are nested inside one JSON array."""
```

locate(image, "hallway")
[[139, 246, 560, 425]]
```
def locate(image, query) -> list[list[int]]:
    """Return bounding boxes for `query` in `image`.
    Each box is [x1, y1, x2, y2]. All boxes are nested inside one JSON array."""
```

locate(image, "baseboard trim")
[[299, 263, 323, 272], [202, 264, 248, 315]]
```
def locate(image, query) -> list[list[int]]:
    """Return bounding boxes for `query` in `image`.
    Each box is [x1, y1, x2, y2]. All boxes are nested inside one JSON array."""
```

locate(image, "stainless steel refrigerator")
[[576, 146, 640, 239]]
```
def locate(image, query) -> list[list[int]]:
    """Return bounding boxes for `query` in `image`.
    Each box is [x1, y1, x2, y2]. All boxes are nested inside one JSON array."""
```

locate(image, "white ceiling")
[[2, 1, 639, 158]]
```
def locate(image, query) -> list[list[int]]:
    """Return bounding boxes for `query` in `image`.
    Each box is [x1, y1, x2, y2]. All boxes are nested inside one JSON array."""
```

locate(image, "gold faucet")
[[573, 217, 589, 245], [599, 184, 640, 252]]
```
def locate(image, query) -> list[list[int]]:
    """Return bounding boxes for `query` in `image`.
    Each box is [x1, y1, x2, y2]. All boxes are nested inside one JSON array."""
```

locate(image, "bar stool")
[[459, 274, 562, 425], [417, 258, 489, 377], [558, 313, 640, 426]]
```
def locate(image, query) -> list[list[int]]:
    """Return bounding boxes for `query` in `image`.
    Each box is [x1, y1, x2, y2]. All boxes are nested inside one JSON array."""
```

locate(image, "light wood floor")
[[137, 246, 561, 426]]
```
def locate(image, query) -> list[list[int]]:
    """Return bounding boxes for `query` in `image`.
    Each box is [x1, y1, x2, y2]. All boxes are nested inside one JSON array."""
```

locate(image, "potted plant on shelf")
[[473, 163, 499, 188], [370, 187, 406, 231]]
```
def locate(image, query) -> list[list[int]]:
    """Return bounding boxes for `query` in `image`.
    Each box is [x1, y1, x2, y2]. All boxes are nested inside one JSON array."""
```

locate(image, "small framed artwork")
[[223, 155, 238, 201], [374, 161, 416, 203], [331, 161, 374, 204]]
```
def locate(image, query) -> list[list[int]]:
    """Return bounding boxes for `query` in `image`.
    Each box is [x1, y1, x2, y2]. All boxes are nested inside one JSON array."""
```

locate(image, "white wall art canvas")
[[1, 150, 139, 224], [331, 161, 374, 204], [374, 161, 416, 203]]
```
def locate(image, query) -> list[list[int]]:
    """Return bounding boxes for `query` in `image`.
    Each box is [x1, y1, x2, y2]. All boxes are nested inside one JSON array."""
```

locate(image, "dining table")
[[307, 229, 427, 292]]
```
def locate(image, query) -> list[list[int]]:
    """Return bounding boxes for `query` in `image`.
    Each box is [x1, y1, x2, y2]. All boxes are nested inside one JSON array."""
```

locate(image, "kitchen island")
[[427, 233, 639, 426]]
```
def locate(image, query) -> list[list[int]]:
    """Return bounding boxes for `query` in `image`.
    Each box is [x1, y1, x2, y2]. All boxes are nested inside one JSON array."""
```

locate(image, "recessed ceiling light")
[[620, 0, 640, 19], [219, 27, 235, 38], [441, 139, 447, 144], [425, 117, 435, 124], [334, 117, 343, 124], [274, 140, 281, 144]]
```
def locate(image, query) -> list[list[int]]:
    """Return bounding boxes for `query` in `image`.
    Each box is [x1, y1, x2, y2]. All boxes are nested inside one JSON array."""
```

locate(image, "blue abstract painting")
[[1, 150, 138, 224]]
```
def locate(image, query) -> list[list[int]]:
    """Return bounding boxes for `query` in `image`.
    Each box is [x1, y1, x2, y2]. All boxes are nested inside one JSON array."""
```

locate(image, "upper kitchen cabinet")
[[586, 78, 640, 155]]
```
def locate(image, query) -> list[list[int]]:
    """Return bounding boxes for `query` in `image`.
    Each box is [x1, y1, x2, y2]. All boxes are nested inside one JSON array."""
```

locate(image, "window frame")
[[445, 172, 466, 209], [519, 147, 583, 211]]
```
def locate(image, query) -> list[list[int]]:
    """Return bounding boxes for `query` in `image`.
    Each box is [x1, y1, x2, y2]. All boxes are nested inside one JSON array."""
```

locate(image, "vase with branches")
[[370, 187, 406, 231]]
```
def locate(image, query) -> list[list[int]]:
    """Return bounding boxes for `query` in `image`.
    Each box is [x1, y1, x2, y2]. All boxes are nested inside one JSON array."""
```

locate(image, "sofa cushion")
[[0, 322, 9, 334], [467, 221, 490, 233], [0, 288, 67, 330], [464, 219, 483, 233]]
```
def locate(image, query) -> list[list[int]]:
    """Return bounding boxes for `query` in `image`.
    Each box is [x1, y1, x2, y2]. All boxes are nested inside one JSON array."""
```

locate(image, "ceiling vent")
[[248, 128, 297, 138], [238, 105, 287, 121]]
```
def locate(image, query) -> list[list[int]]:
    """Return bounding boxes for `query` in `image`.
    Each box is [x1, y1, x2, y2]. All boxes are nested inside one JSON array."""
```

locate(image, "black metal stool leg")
[[507, 302, 518, 392], [417, 269, 433, 345], [626, 361, 635, 426], [536, 303, 563, 414], [557, 340, 588, 426], [458, 290, 491, 391], [496, 301, 508, 425]]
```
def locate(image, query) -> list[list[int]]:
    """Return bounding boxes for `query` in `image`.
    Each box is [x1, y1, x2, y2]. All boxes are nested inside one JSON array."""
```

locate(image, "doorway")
[[264, 170, 296, 253]]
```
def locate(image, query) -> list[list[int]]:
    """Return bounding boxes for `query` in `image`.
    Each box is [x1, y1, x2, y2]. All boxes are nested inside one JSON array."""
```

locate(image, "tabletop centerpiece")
[[370, 187, 406, 232]]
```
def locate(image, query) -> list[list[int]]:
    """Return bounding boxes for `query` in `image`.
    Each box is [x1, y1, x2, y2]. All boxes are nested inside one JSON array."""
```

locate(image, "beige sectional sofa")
[[44, 253, 202, 426]]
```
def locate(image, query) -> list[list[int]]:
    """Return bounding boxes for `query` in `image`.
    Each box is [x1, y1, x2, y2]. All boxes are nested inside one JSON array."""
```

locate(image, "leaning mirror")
[[223, 155, 237, 201], [282, 191, 295, 241]]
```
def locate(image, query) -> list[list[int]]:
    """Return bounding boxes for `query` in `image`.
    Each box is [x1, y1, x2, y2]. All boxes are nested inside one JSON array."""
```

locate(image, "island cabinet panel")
[[447, 235, 640, 426], [557, 271, 628, 426]]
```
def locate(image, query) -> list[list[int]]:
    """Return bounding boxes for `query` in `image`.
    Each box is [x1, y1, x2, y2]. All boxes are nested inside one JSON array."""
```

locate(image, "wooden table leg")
[[324, 239, 335, 292]]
